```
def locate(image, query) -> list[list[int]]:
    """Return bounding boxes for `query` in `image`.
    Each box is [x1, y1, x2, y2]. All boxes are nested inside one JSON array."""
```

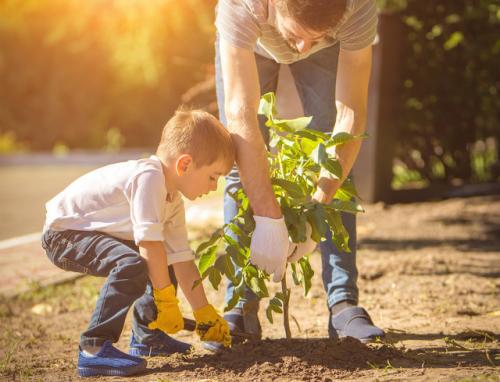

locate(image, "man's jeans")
[[215, 42, 359, 311], [41, 229, 176, 347]]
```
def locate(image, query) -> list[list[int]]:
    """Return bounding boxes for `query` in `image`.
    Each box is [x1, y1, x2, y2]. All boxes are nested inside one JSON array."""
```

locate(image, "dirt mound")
[[151, 337, 405, 381]]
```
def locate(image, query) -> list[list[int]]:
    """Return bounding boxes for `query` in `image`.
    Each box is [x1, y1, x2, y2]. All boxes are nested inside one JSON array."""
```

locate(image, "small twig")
[[281, 277, 291, 339], [291, 314, 302, 333]]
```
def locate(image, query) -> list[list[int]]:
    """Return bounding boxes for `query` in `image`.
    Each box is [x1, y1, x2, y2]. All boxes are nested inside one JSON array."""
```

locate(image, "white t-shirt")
[[44, 155, 194, 265]]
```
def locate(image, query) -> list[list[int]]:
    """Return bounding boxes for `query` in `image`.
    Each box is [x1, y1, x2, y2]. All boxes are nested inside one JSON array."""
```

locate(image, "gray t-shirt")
[[216, 0, 378, 64]]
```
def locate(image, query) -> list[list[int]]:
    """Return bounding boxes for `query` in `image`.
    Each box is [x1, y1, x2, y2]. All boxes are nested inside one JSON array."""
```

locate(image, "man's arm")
[[219, 39, 289, 282], [313, 45, 373, 203], [219, 39, 281, 218]]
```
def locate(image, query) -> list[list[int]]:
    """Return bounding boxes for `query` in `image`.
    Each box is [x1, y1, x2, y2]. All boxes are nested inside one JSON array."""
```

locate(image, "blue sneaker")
[[78, 340, 147, 377], [128, 331, 193, 357]]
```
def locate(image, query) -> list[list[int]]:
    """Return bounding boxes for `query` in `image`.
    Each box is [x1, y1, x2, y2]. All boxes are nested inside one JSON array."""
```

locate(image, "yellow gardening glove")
[[193, 304, 231, 347], [148, 284, 184, 334]]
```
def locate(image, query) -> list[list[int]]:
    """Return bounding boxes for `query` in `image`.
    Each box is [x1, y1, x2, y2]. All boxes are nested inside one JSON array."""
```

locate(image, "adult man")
[[207, 0, 385, 350]]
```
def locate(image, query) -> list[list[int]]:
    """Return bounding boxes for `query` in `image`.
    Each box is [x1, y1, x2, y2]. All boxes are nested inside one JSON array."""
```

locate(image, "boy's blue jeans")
[[215, 41, 359, 311], [42, 229, 175, 347]]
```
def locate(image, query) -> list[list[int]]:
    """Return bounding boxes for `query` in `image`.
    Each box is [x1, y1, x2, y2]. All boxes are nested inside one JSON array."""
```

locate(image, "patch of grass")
[[455, 374, 500, 382]]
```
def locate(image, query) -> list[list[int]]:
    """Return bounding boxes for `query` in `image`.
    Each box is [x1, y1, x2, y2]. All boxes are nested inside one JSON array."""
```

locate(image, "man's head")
[[156, 108, 235, 200], [272, 0, 347, 53]]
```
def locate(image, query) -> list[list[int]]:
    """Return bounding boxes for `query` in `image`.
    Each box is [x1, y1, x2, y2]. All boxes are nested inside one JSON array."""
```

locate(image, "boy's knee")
[[116, 254, 149, 291]]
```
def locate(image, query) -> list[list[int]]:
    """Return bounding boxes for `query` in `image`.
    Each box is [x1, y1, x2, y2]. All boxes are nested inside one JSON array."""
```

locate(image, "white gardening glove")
[[287, 223, 317, 263], [250, 216, 289, 282]]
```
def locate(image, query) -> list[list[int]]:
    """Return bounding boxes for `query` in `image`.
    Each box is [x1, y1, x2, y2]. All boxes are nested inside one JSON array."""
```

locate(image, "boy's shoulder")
[[93, 155, 163, 178]]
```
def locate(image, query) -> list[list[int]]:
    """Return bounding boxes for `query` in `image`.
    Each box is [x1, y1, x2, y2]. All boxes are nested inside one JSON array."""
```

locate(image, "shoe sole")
[[202, 341, 224, 353], [329, 331, 385, 344], [129, 346, 193, 357], [78, 361, 147, 377]]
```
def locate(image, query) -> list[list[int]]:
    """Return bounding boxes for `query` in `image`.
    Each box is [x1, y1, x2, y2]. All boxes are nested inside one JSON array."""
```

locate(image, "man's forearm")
[[219, 39, 281, 219], [226, 108, 281, 218], [315, 102, 367, 203], [173, 260, 208, 311]]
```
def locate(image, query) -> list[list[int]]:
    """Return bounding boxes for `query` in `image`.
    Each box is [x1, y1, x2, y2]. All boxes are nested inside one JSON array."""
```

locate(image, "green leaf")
[[223, 233, 238, 247], [208, 268, 222, 290], [272, 116, 312, 131], [283, 205, 307, 243], [306, 205, 328, 242], [298, 257, 314, 296], [227, 223, 244, 237], [269, 133, 281, 148], [266, 304, 274, 323], [311, 142, 327, 165], [192, 277, 204, 290], [227, 245, 246, 268], [335, 178, 360, 201], [249, 275, 269, 298], [269, 296, 283, 309], [298, 137, 318, 156], [327, 132, 368, 148], [322, 158, 343, 180], [271, 177, 305, 199], [328, 199, 364, 213], [330, 132, 354, 146], [258, 92, 277, 119], [214, 254, 236, 285], [198, 245, 218, 274], [225, 280, 246, 312], [225, 292, 240, 312], [295, 129, 330, 141], [195, 228, 223, 255], [325, 210, 350, 253], [270, 303, 283, 314], [291, 263, 301, 285]]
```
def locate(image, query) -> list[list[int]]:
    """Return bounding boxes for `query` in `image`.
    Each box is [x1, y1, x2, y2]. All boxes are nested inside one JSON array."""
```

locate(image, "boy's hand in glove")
[[148, 284, 184, 334], [193, 304, 231, 347]]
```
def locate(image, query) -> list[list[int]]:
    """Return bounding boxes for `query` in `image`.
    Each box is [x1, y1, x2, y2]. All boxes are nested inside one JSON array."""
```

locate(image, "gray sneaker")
[[329, 306, 385, 343]]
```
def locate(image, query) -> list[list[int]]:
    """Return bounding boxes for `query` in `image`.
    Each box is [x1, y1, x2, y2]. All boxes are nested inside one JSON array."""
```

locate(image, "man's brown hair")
[[275, 0, 347, 32], [156, 108, 235, 173]]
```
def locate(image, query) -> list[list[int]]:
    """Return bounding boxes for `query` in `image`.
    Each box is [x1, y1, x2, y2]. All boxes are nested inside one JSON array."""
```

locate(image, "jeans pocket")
[[46, 231, 91, 274]]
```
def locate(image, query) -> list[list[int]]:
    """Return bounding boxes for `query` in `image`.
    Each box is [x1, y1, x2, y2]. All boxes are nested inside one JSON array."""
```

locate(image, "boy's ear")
[[175, 154, 193, 176]]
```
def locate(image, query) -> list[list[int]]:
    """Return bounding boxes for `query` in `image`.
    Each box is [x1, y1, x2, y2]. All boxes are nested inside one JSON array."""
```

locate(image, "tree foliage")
[[378, 1, 500, 184], [195, 93, 364, 324]]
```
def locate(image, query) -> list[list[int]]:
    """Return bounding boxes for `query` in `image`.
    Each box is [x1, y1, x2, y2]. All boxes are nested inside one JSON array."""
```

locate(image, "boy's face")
[[176, 157, 227, 201]]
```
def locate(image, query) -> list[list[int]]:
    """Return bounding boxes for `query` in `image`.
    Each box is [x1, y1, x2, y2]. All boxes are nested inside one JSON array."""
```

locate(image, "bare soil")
[[1, 195, 499, 381]]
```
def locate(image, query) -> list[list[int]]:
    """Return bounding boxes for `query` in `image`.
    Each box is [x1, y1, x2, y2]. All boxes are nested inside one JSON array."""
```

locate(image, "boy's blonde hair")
[[156, 108, 235, 173]]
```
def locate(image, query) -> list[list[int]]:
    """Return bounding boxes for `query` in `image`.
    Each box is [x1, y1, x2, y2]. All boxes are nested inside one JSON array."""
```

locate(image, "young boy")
[[41, 109, 235, 377]]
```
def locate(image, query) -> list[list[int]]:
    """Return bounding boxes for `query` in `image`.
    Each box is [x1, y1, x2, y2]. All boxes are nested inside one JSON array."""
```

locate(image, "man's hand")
[[313, 176, 341, 204], [287, 223, 317, 262], [250, 216, 289, 282], [148, 284, 184, 334], [193, 304, 231, 347]]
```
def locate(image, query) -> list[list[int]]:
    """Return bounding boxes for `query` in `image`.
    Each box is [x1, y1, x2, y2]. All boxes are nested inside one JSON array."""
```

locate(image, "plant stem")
[[281, 276, 291, 339]]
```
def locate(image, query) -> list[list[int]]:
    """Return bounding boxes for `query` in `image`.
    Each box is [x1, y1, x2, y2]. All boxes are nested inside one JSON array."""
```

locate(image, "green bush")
[[378, 1, 500, 185]]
